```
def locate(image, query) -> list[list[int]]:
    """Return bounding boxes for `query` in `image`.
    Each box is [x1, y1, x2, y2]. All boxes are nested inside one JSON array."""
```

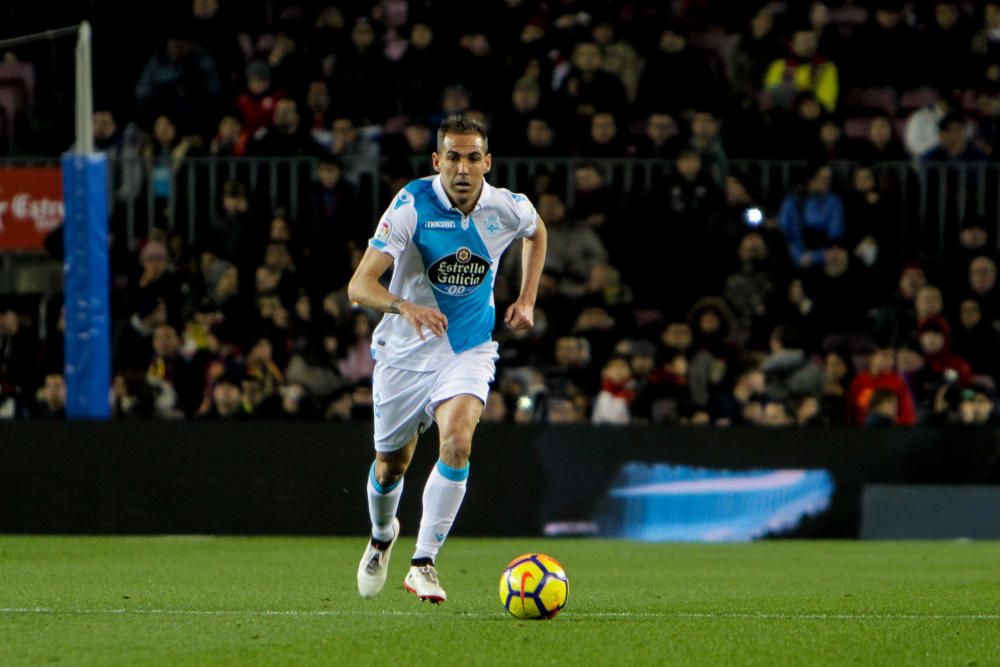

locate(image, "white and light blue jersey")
[[367, 175, 538, 371]]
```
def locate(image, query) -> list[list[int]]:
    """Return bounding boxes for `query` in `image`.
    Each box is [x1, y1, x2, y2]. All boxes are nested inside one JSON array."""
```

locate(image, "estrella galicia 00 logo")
[[427, 246, 490, 296]]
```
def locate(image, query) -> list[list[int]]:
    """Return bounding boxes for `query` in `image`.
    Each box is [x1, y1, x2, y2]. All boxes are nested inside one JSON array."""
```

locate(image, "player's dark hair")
[[437, 114, 489, 152]]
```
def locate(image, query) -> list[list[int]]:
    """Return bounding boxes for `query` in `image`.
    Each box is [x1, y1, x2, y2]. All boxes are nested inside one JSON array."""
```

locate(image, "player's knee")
[[375, 458, 408, 486], [439, 433, 472, 467]]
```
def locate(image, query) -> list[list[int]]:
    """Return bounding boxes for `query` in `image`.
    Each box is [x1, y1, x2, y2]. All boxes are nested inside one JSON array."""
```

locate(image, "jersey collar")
[[431, 174, 492, 214]]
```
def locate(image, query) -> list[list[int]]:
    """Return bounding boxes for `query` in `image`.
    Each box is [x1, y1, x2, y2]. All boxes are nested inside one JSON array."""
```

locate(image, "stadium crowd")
[[3, 0, 1000, 426]]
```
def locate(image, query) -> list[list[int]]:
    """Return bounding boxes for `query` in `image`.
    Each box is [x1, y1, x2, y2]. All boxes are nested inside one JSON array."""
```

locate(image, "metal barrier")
[[3, 155, 998, 255]]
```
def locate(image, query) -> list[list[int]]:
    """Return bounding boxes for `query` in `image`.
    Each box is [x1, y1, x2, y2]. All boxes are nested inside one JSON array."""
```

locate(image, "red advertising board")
[[0, 167, 63, 250]]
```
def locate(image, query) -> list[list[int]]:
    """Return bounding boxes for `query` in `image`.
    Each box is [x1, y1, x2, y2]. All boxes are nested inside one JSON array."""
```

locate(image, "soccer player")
[[349, 114, 547, 603]]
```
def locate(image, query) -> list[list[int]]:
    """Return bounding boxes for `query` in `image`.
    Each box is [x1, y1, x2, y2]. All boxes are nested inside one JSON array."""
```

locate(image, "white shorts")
[[371, 341, 498, 452]]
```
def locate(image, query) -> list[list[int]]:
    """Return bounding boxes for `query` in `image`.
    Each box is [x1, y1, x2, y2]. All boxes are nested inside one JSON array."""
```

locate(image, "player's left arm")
[[505, 217, 547, 331]]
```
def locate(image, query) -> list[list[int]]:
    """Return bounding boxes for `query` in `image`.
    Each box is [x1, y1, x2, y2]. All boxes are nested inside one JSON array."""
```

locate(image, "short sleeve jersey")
[[367, 175, 538, 371]]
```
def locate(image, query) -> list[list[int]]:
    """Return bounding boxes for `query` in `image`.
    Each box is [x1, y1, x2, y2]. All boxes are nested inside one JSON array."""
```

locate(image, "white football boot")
[[404, 564, 447, 603], [357, 517, 400, 599]]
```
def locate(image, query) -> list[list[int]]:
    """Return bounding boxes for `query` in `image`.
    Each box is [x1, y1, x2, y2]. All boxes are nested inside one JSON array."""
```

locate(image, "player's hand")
[[504, 300, 535, 331], [399, 302, 448, 340]]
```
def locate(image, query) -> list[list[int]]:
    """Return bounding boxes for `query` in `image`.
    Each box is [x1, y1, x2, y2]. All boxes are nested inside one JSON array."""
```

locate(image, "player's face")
[[433, 133, 492, 209]]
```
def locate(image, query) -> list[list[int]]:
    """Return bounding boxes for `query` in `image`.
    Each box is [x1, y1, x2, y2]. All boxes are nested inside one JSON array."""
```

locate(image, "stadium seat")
[[840, 87, 898, 117]]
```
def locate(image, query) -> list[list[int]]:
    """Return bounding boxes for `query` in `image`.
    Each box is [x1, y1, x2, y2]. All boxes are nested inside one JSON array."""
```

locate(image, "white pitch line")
[[0, 608, 999, 621]]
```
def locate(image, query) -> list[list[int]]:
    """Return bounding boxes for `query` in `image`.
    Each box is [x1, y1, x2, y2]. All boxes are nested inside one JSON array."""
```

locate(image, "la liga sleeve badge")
[[374, 219, 392, 243]]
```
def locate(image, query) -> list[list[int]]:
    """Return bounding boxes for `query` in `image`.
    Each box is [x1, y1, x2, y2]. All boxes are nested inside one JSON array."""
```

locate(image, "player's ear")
[[431, 152, 441, 172], [483, 153, 492, 174]]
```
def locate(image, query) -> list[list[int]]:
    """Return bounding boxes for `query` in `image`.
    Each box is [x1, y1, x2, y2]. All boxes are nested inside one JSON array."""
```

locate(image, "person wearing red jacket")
[[846, 345, 917, 425]]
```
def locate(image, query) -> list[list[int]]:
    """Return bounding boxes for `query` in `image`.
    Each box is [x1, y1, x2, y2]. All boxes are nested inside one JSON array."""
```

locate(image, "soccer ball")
[[499, 553, 569, 620]]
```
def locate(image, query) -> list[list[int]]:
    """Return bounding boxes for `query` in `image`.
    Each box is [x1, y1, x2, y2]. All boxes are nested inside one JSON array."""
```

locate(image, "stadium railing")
[[1, 156, 996, 255]]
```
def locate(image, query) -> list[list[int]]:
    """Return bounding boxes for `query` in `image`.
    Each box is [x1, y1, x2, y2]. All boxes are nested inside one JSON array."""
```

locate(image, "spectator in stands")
[[971, 2, 1000, 85], [632, 112, 678, 159], [592, 356, 634, 425], [966, 255, 1000, 327], [954, 298, 1000, 379], [762, 325, 824, 404], [764, 26, 839, 112], [545, 336, 597, 398], [591, 18, 641, 104], [873, 263, 927, 347], [579, 111, 626, 157], [846, 345, 917, 425], [199, 372, 247, 420], [632, 348, 697, 425], [856, 115, 908, 162], [923, 112, 988, 162], [143, 115, 203, 224], [557, 41, 628, 130], [304, 80, 331, 138], [849, 0, 919, 89], [688, 108, 728, 185], [843, 165, 901, 298], [864, 389, 900, 427], [235, 61, 285, 139], [922, 1, 973, 89], [32, 372, 66, 420], [959, 381, 1000, 425], [0, 301, 39, 406], [304, 157, 362, 292], [727, 4, 782, 97], [393, 21, 445, 118], [718, 360, 766, 425], [821, 349, 854, 424], [806, 245, 870, 336], [134, 23, 221, 133], [146, 321, 203, 418], [777, 163, 845, 270], [972, 87, 1000, 157], [248, 99, 324, 157], [637, 22, 715, 116], [493, 77, 546, 155], [325, 116, 379, 181], [521, 117, 559, 157], [93, 109, 142, 202], [910, 315, 973, 418], [686, 297, 739, 419], [723, 231, 780, 345], [904, 88, 962, 158], [113, 296, 167, 374], [209, 114, 247, 157], [813, 117, 853, 162], [130, 238, 183, 322]]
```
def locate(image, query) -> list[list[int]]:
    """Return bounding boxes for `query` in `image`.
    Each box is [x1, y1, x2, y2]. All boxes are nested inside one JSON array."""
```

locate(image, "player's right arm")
[[347, 248, 448, 340]]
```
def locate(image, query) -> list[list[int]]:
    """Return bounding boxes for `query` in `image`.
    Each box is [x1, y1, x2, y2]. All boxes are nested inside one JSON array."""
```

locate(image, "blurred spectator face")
[[152, 324, 180, 357], [574, 165, 604, 192], [825, 246, 848, 276], [273, 100, 300, 133], [512, 81, 540, 113], [526, 119, 554, 147], [870, 348, 895, 375], [824, 352, 848, 383], [317, 162, 342, 188], [658, 29, 686, 53], [572, 43, 602, 74], [631, 352, 655, 378], [869, 116, 893, 147], [442, 86, 471, 114], [93, 111, 116, 141], [808, 166, 832, 193], [810, 2, 829, 29], [249, 338, 272, 364], [960, 390, 994, 424], [213, 381, 242, 416], [915, 286, 944, 321], [762, 401, 793, 426], [193, 0, 219, 19], [899, 266, 927, 298], [153, 116, 177, 146], [970, 256, 997, 294], [751, 6, 775, 38], [218, 115, 242, 142], [331, 118, 357, 153], [537, 193, 566, 224], [165, 37, 193, 62], [460, 33, 491, 57], [876, 7, 902, 29], [852, 166, 876, 193], [662, 322, 693, 351], [676, 152, 702, 181], [691, 112, 719, 142], [797, 396, 820, 424], [307, 81, 330, 113], [547, 396, 582, 423], [592, 21, 615, 45], [222, 190, 248, 216], [216, 266, 238, 298], [939, 119, 967, 154], [43, 373, 66, 410], [986, 3, 1000, 30], [521, 24, 545, 43], [602, 357, 632, 384], [554, 336, 583, 367], [646, 113, 676, 146], [960, 299, 981, 329], [264, 243, 293, 272], [352, 21, 376, 49], [588, 263, 619, 291], [870, 392, 899, 422], [977, 91, 1000, 117], [411, 23, 433, 49], [294, 293, 311, 322], [726, 176, 752, 205], [819, 120, 841, 145], [256, 267, 281, 294], [797, 96, 822, 121], [590, 113, 617, 145], [935, 2, 960, 30], [790, 30, 817, 59], [738, 232, 768, 262], [270, 217, 292, 241], [404, 123, 432, 152], [247, 73, 269, 95], [919, 330, 945, 355], [697, 309, 721, 335]]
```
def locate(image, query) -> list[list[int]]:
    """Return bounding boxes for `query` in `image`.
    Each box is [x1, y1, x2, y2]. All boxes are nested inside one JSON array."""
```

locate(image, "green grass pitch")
[[1, 536, 998, 666]]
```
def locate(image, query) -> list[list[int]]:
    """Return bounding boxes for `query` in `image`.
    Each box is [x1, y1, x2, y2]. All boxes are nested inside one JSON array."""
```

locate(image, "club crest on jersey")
[[374, 219, 391, 242], [484, 214, 501, 236], [393, 191, 411, 210], [427, 246, 490, 297]]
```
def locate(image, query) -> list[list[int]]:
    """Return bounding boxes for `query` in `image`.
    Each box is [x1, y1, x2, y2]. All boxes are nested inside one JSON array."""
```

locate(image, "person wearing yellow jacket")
[[764, 28, 839, 113]]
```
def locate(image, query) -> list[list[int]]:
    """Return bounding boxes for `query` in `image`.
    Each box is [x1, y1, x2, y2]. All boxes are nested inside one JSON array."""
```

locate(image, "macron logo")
[[425, 220, 456, 229], [435, 533, 445, 542]]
